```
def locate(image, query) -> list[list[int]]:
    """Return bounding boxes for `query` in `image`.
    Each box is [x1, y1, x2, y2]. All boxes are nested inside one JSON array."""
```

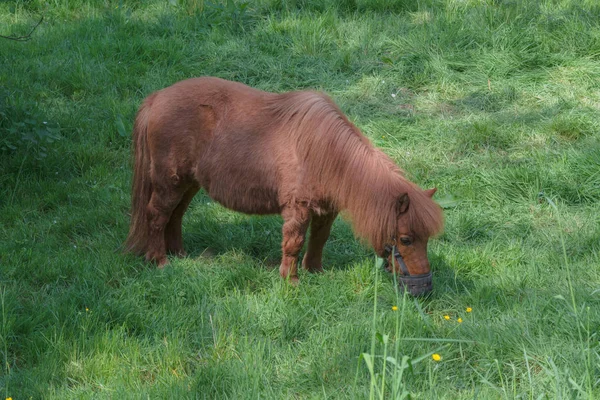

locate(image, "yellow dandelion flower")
[[432, 353, 441, 361], [86, 307, 89, 312], [457, 318, 463, 323], [7, 397, 13, 400], [392, 306, 398, 311], [444, 315, 450, 320], [466, 307, 472, 313]]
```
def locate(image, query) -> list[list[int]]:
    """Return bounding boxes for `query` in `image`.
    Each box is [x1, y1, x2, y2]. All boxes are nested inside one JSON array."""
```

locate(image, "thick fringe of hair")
[[268, 91, 444, 250], [124, 94, 156, 255]]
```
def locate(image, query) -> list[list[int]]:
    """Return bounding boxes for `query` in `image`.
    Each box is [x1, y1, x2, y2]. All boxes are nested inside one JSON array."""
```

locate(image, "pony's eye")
[[399, 236, 412, 246]]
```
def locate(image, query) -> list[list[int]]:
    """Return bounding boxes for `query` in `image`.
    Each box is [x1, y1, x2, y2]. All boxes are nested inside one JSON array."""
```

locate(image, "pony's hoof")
[[157, 258, 169, 268], [145, 251, 169, 268], [302, 253, 324, 273], [147, 255, 169, 268], [172, 250, 187, 258], [279, 262, 299, 284], [280, 270, 299, 285], [302, 260, 324, 273]]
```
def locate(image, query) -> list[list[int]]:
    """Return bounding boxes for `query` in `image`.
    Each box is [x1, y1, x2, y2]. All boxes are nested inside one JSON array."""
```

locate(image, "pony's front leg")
[[280, 204, 311, 284], [302, 212, 338, 273]]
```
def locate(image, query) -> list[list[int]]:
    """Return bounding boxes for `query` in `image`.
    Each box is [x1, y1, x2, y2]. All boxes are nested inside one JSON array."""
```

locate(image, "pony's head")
[[379, 188, 443, 296]]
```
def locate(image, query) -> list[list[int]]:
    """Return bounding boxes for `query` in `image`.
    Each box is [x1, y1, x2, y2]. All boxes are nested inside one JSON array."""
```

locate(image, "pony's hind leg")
[[280, 203, 311, 284], [145, 184, 185, 268], [165, 186, 200, 257], [302, 212, 338, 273]]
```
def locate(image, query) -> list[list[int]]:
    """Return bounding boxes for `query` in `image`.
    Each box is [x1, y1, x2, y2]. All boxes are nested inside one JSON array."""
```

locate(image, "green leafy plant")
[[0, 91, 60, 160], [203, 0, 252, 31], [171, 0, 253, 31]]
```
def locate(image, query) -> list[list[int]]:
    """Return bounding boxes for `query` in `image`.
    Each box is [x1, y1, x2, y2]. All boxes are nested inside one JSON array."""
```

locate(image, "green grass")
[[1, 0, 599, 398]]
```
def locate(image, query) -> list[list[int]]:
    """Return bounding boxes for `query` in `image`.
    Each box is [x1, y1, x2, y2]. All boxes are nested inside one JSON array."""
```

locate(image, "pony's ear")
[[424, 188, 437, 198], [396, 193, 410, 215]]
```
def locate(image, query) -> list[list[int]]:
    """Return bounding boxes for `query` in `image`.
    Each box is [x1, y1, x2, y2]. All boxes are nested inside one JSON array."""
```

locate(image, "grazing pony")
[[125, 77, 443, 295]]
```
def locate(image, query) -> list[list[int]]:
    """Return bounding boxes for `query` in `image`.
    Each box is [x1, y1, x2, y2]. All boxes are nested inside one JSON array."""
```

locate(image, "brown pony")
[[125, 77, 443, 295]]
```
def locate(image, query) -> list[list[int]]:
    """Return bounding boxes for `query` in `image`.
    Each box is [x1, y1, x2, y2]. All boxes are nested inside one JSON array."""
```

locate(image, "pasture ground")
[[1, 0, 599, 398]]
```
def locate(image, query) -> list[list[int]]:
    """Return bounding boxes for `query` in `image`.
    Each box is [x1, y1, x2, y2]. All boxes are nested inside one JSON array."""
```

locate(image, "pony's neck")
[[324, 132, 407, 252]]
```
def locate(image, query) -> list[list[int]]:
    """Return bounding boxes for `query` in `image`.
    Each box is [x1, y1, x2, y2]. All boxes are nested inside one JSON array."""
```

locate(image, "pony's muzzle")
[[398, 272, 433, 296]]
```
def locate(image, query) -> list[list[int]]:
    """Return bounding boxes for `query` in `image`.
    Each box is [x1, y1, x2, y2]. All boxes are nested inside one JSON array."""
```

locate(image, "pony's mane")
[[267, 91, 444, 250]]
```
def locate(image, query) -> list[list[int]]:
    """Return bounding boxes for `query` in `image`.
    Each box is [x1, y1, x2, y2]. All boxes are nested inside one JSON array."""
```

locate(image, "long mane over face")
[[266, 91, 444, 250]]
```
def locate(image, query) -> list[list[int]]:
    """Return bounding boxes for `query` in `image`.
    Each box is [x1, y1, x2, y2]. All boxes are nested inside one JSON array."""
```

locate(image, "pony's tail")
[[124, 94, 156, 256]]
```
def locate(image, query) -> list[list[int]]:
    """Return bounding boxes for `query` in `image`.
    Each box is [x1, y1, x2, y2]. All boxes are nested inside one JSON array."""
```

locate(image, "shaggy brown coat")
[[125, 77, 443, 283]]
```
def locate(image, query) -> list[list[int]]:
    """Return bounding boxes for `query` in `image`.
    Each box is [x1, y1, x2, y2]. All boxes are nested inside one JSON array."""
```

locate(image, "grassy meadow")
[[1, 0, 599, 398]]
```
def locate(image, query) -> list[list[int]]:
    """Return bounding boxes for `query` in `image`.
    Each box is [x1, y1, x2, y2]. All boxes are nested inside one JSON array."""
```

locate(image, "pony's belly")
[[200, 137, 283, 215], [207, 183, 281, 215]]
